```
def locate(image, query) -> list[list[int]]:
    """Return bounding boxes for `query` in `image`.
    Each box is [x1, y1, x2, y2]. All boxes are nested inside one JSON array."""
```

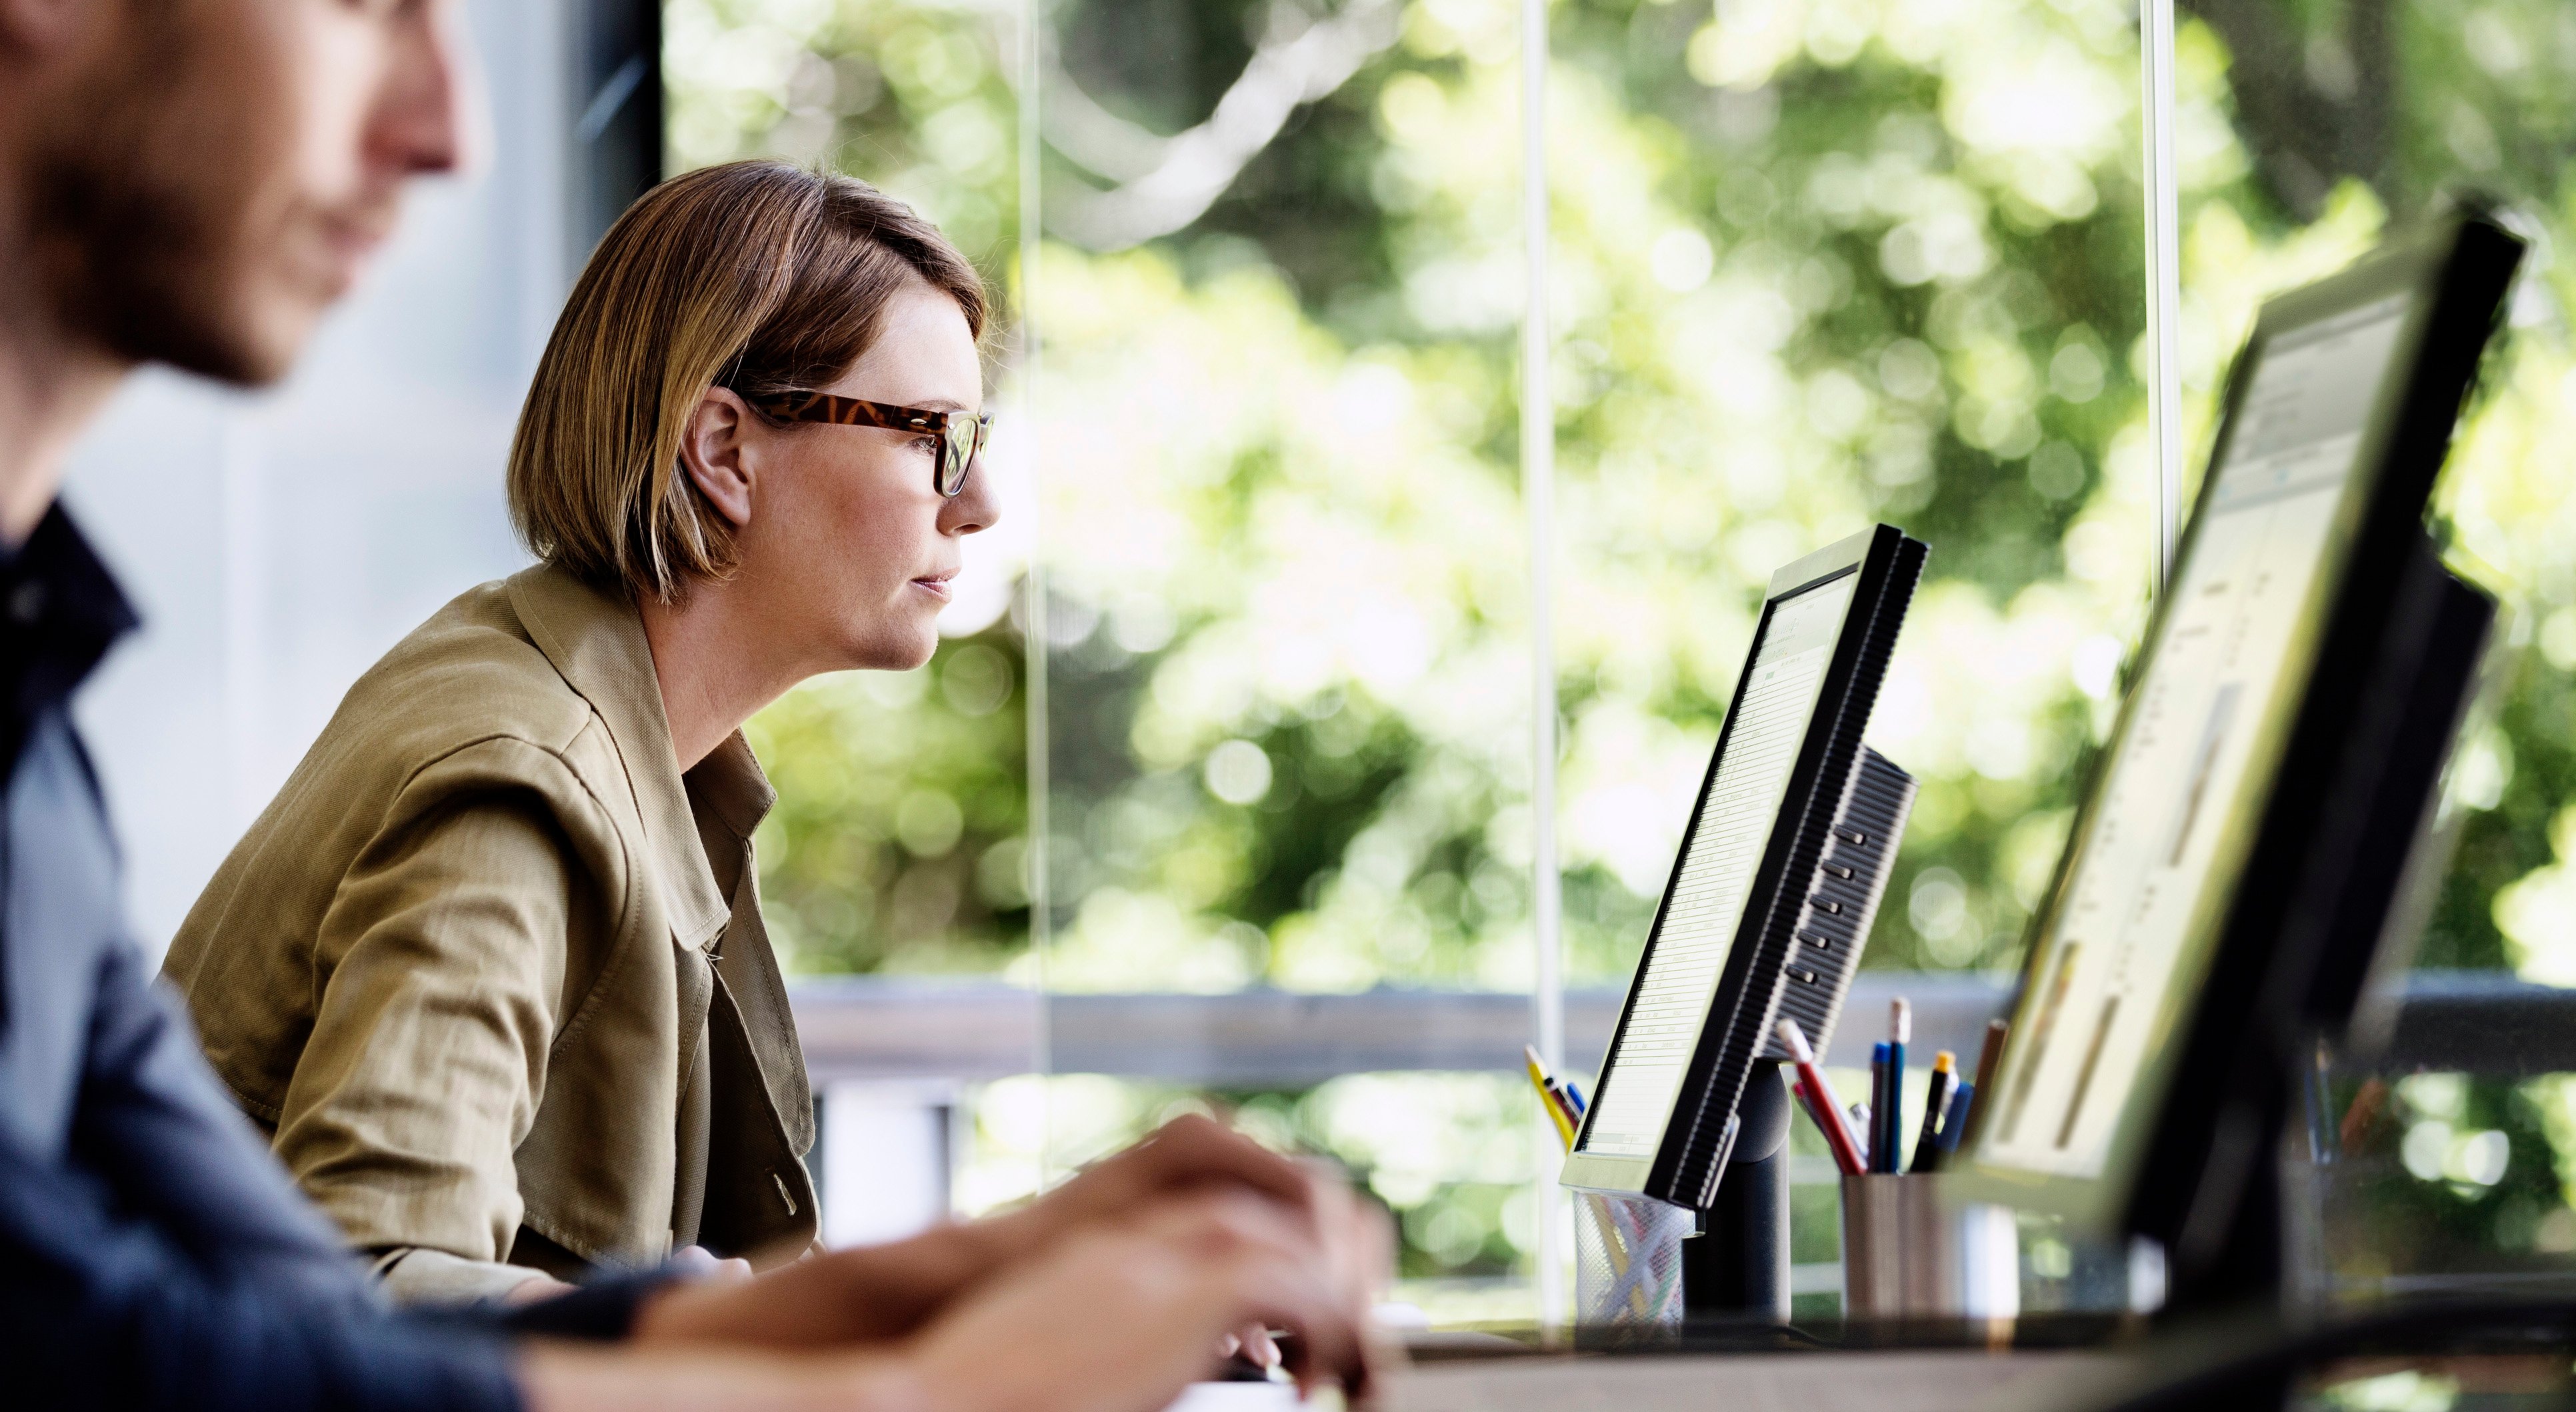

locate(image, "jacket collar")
[[505, 563, 729, 950], [687, 731, 777, 845]]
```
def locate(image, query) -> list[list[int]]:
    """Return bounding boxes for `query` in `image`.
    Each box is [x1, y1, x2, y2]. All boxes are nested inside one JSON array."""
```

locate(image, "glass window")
[[675, 0, 2166, 1321], [2173, 0, 2576, 1297]]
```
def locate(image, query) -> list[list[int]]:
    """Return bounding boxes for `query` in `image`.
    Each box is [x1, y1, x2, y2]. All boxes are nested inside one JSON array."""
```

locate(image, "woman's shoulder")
[[337, 574, 604, 764]]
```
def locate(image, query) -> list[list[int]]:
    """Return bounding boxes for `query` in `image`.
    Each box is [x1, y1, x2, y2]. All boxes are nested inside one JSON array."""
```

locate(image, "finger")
[[1178, 1203, 1369, 1398], [1239, 1324, 1279, 1369], [1112, 1189, 1381, 1398], [1123, 1115, 1315, 1210]]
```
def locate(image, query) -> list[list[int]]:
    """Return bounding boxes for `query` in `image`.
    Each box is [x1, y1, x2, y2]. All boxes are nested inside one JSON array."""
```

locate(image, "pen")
[[1869, 1041, 1891, 1173], [1936, 1080, 1974, 1155], [1848, 1102, 1873, 1170], [1911, 1051, 1955, 1174], [1523, 1046, 1576, 1151], [1777, 1017, 1866, 1175], [1885, 1000, 1909, 1174], [1561, 1077, 1588, 1117]]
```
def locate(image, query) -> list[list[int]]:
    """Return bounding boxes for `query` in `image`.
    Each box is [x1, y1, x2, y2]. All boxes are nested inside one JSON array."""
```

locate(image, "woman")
[[163, 160, 1003, 1303]]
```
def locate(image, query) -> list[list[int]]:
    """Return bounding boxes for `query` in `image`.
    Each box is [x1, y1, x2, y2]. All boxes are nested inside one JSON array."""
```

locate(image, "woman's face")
[[723, 277, 995, 673]]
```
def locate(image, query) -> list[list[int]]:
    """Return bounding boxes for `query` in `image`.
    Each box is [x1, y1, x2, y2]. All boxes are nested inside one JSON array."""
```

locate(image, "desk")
[[1386, 1349, 2135, 1412]]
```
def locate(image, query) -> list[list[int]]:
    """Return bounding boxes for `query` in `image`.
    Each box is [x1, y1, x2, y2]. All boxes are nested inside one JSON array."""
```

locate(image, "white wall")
[[67, 0, 574, 953]]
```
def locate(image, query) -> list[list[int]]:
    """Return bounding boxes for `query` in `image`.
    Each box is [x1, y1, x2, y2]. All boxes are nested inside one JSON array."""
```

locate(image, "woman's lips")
[[910, 573, 955, 601]]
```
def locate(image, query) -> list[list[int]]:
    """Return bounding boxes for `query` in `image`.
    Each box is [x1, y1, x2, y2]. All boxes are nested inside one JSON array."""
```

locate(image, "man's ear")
[[0, 0, 89, 59], [678, 389, 759, 529]]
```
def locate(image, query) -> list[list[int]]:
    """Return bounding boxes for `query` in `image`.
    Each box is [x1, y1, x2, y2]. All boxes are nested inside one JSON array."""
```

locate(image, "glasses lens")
[[940, 423, 971, 496]]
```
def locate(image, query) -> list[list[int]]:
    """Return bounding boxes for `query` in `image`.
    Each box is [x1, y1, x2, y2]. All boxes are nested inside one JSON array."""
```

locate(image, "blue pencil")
[[1886, 999, 1910, 1173]]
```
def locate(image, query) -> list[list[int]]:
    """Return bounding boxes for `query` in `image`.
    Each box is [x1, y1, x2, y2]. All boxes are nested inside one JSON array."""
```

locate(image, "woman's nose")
[[942, 457, 1002, 535]]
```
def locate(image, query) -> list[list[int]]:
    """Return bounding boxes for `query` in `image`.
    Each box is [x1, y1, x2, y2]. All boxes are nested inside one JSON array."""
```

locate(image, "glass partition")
[[1027, 0, 1547, 1322], [655, 0, 2576, 1323], [1547, 0, 2147, 1314], [2169, 0, 2576, 1303], [674, 0, 2163, 1322]]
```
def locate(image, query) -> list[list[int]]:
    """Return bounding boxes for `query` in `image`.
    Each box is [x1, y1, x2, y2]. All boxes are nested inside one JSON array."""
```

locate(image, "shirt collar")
[[0, 506, 140, 717]]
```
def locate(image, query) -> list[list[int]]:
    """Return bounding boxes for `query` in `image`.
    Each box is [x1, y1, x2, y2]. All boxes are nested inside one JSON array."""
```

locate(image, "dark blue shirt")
[[0, 510, 652, 1410]]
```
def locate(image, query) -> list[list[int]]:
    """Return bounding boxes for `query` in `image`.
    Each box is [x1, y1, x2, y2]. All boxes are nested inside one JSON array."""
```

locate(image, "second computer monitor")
[[1953, 209, 2521, 1302], [1563, 523, 1923, 1210]]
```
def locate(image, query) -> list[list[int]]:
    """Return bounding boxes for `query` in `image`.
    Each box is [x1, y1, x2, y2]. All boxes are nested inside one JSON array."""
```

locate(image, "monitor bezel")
[[1947, 210, 2523, 1239], [1563, 523, 1922, 1203]]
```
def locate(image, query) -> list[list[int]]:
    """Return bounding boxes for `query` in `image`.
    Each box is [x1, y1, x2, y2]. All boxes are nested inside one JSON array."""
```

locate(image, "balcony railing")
[[790, 969, 2560, 1085]]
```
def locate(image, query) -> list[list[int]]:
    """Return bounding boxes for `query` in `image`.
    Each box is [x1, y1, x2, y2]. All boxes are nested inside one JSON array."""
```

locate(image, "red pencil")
[[1778, 1017, 1866, 1175]]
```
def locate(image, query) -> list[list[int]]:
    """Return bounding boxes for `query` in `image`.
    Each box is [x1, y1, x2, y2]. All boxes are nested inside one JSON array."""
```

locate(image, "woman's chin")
[[853, 627, 941, 674]]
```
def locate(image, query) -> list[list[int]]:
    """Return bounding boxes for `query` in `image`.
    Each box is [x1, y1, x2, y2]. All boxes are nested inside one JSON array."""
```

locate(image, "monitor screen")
[[1977, 293, 2417, 1181], [1578, 569, 1862, 1161]]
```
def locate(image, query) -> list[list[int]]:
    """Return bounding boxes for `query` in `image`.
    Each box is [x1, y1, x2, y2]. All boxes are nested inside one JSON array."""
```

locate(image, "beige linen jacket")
[[163, 563, 816, 1301]]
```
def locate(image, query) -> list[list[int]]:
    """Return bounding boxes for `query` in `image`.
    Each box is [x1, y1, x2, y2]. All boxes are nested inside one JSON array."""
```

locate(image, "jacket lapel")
[[685, 737, 816, 1160]]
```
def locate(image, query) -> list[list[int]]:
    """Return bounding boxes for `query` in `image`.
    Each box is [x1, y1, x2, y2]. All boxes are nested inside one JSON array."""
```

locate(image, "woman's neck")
[[637, 583, 813, 773]]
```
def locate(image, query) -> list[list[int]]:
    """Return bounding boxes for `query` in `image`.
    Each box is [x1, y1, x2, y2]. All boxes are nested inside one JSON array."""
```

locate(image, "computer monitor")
[[1564, 523, 1923, 1211], [1952, 209, 2523, 1309]]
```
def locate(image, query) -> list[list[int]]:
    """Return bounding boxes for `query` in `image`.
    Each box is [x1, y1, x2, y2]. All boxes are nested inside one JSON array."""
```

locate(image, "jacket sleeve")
[[267, 735, 625, 1297]]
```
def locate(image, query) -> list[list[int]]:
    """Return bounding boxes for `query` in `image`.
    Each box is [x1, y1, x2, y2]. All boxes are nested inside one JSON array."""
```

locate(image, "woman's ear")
[[678, 388, 759, 529]]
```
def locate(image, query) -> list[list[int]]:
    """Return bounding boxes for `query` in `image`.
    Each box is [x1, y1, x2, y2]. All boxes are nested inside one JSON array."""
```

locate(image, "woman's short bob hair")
[[508, 160, 987, 603]]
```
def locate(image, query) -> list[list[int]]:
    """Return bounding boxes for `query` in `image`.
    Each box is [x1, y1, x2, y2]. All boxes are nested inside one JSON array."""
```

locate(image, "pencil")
[[1961, 1017, 2009, 1148], [1885, 1000, 1910, 1175], [1969, 1018, 2008, 1099]]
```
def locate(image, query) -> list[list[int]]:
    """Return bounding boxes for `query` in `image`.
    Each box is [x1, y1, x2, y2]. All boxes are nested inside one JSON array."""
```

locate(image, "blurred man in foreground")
[[0, 2, 1384, 1408]]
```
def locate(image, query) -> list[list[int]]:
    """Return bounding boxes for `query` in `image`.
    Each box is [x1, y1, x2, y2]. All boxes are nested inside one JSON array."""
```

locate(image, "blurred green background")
[[668, 0, 2576, 1318]]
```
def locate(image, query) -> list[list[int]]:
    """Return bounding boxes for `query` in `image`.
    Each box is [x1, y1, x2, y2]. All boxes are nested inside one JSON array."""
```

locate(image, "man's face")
[[25, 0, 467, 385]]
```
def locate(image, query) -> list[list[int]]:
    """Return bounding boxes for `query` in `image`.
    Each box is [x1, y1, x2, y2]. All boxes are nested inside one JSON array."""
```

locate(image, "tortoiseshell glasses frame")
[[747, 389, 994, 497]]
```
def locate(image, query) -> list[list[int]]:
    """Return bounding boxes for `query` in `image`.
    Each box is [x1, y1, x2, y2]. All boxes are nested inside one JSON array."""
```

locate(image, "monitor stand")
[[1683, 1059, 1792, 1322]]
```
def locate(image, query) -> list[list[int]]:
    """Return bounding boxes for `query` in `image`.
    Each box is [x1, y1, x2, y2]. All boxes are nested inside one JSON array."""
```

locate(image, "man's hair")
[[508, 161, 988, 602]]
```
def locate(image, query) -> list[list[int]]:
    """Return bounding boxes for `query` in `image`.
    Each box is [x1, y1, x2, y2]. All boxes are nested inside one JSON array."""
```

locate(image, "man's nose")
[[377, 0, 477, 179]]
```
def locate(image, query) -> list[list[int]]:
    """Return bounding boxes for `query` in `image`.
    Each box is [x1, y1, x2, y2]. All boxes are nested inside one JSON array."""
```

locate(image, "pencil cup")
[[1573, 1191, 1692, 1333], [1837, 1176, 2019, 1321]]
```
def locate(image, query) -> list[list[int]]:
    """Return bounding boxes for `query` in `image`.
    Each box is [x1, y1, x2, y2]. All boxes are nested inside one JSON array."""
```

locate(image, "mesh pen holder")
[[1838, 1175, 2020, 1323], [1573, 1191, 1693, 1335]]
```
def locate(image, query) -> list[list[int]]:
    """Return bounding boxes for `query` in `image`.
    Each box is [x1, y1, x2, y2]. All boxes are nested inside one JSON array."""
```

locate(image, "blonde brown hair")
[[508, 160, 988, 601]]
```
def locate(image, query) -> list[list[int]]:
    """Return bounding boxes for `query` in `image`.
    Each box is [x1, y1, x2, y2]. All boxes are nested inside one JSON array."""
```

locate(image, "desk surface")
[[1385, 1347, 2137, 1412]]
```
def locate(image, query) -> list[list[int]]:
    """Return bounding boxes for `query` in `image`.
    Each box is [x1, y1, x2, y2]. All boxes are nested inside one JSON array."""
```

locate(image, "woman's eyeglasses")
[[747, 389, 993, 497]]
